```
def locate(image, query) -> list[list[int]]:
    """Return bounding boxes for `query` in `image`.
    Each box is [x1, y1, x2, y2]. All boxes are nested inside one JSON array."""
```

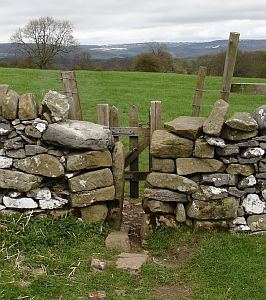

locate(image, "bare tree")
[[11, 16, 78, 69]]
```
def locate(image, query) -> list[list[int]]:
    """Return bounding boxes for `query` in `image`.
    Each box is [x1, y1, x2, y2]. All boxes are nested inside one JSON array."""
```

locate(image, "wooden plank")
[[97, 104, 109, 126], [125, 136, 150, 168], [109, 106, 119, 142], [220, 32, 240, 102], [129, 105, 139, 198], [191, 66, 207, 117], [124, 171, 149, 181], [149, 101, 161, 170], [231, 83, 266, 95], [61, 71, 83, 120], [110, 127, 150, 136]]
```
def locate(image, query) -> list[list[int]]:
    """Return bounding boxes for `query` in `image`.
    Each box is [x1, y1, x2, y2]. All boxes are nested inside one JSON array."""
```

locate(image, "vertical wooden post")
[[61, 71, 83, 120], [129, 105, 139, 198], [109, 106, 119, 142], [97, 104, 109, 126], [149, 101, 161, 170], [191, 66, 207, 117], [220, 32, 240, 102]]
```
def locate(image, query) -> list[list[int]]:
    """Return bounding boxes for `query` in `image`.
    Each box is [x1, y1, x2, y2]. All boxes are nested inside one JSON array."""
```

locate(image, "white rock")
[[0, 156, 13, 168], [0, 204, 6, 210], [242, 194, 265, 214], [231, 225, 251, 232], [205, 136, 226, 148], [27, 187, 52, 200], [0, 149, 5, 155], [39, 197, 68, 210], [262, 189, 266, 201], [3, 196, 38, 209], [8, 191, 22, 198], [242, 147, 265, 158], [232, 217, 247, 225]]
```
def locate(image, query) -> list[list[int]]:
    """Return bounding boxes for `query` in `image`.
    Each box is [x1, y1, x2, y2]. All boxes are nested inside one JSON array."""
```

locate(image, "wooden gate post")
[[220, 32, 240, 102], [97, 104, 109, 126], [61, 71, 83, 120], [192, 66, 207, 117], [149, 101, 161, 170]]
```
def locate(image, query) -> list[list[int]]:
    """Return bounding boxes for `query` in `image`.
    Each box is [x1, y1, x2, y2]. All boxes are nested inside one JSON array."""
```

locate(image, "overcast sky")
[[0, 0, 266, 44]]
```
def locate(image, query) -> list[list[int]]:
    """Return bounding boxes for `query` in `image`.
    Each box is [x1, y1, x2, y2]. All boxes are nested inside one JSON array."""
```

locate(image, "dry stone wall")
[[0, 85, 123, 226], [142, 99, 266, 238]]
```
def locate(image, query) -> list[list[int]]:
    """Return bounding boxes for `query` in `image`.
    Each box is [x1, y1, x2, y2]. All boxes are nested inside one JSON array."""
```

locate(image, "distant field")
[[1, 67, 265, 125]]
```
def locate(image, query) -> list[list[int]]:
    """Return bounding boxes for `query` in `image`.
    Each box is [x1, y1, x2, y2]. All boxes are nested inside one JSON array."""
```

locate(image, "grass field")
[[0, 67, 266, 299]]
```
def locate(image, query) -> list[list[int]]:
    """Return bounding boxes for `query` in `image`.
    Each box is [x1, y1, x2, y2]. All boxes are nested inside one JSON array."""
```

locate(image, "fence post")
[[220, 32, 240, 102], [191, 66, 207, 117], [129, 105, 139, 198], [149, 101, 161, 170], [61, 71, 83, 120], [97, 104, 109, 126], [109, 106, 119, 142]]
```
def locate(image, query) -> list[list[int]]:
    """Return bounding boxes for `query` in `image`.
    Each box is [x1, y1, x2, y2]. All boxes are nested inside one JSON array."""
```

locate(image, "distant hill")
[[1, 39, 266, 61]]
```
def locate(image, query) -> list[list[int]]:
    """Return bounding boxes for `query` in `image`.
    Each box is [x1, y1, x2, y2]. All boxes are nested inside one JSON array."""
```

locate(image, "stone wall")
[[0, 85, 124, 227], [142, 99, 266, 238]]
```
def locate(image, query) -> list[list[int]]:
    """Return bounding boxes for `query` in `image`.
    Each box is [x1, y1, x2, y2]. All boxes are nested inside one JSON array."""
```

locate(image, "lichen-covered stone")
[[13, 154, 64, 177], [203, 99, 229, 136], [80, 203, 108, 224], [150, 130, 194, 158], [0, 156, 13, 168], [242, 194, 265, 214], [175, 203, 186, 222], [164, 116, 206, 140], [187, 197, 239, 220], [151, 157, 175, 173], [241, 147, 265, 158], [18, 93, 39, 120], [3, 196, 38, 209], [221, 125, 257, 141], [238, 175, 257, 189], [201, 173, 238, 187], [2, 90, 19, 120], [146, 172, 198, 193], [39, 197, 68, 210], [247, 214, 266, 231], [192, 185, 228, 200], [205, 136, 226, 148], [66, 150, 112, 171], [69, 186, 115, 207], [176, 158, 225, 176], [25, 145, 48, 156], [0, 122, 12, 136], [143, 198, 175, 214], [226, 164, 255, 176], [193, 138, 214, 158], [252, 105, 266, 135], [143, 187, 188, 202], [0, 169, 42, 192], [225, 112, 258, 132], [194, 220, 228, 230], [68, 168, 113, 192], [43, 120, 114, 150], [27, 187, 52, 200]]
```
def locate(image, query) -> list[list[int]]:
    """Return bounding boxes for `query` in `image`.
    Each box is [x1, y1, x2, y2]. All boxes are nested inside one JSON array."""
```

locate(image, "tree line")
[[1, 16, 265, 78]]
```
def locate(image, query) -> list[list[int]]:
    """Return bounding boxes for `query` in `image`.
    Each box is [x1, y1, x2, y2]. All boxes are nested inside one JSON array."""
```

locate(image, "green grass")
[[1, 215, 265, 300]]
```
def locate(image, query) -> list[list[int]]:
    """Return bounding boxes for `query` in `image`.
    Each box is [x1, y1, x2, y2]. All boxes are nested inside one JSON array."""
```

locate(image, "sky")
[[0, 0, 266, 45]]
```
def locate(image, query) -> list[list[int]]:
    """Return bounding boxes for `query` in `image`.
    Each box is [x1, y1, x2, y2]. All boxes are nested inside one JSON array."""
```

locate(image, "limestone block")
[[193, 139, 214, 158], [39, 197, 68, 210], [252, 105, 266, 135], [175, 203, 186, 222], [221, 125, 257, 141], [68, 168, 113, 192], [187, 197, 239, 220], [216, 145, 239, 156], [3, 196, 38, 209], [143, 198, 175, 214], [42, 120, 114, 150], [238, 175, 257, 189], [0, 156, 13, 168], [0, 169, 42, 192], [247, 214, 266, 231], [225, 112, 258, 132], [151, 157, 175, 173], [69, 186, 115, 207], [4, 137, 24, 150], [242, 194, 265, 214], [226, 164, 255, 176], [25, 145, 48, 156], [25, 125, 42, 138], [18, 93, 39, 120], [205, 136, 226, 148], [27, 187, 52, 200], [176, 158, 225, 176], [67, 149, 112, 171], [14, 154, 64, 177], [143, 187, 188, 202], [2, 90, 19, 120], [192, 185, 228, 200], [203, 99, 229, 136], [105, 231, 131, 252], [80, 203, 108, 224], [201, 173, 238, 187], [146, 172, 198, 193], [150, 130, 194, 158], [164, 116, 206, 140], [0, 122, 12, 136], [241, 147, 265, 158]]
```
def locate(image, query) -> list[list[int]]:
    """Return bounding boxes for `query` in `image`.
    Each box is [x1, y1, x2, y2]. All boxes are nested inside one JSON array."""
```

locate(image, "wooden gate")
[[97, 101, 161, 198]]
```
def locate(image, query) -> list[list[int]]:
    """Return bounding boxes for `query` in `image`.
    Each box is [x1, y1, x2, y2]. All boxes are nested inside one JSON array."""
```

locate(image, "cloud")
[[0, 0, 265, 44]]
